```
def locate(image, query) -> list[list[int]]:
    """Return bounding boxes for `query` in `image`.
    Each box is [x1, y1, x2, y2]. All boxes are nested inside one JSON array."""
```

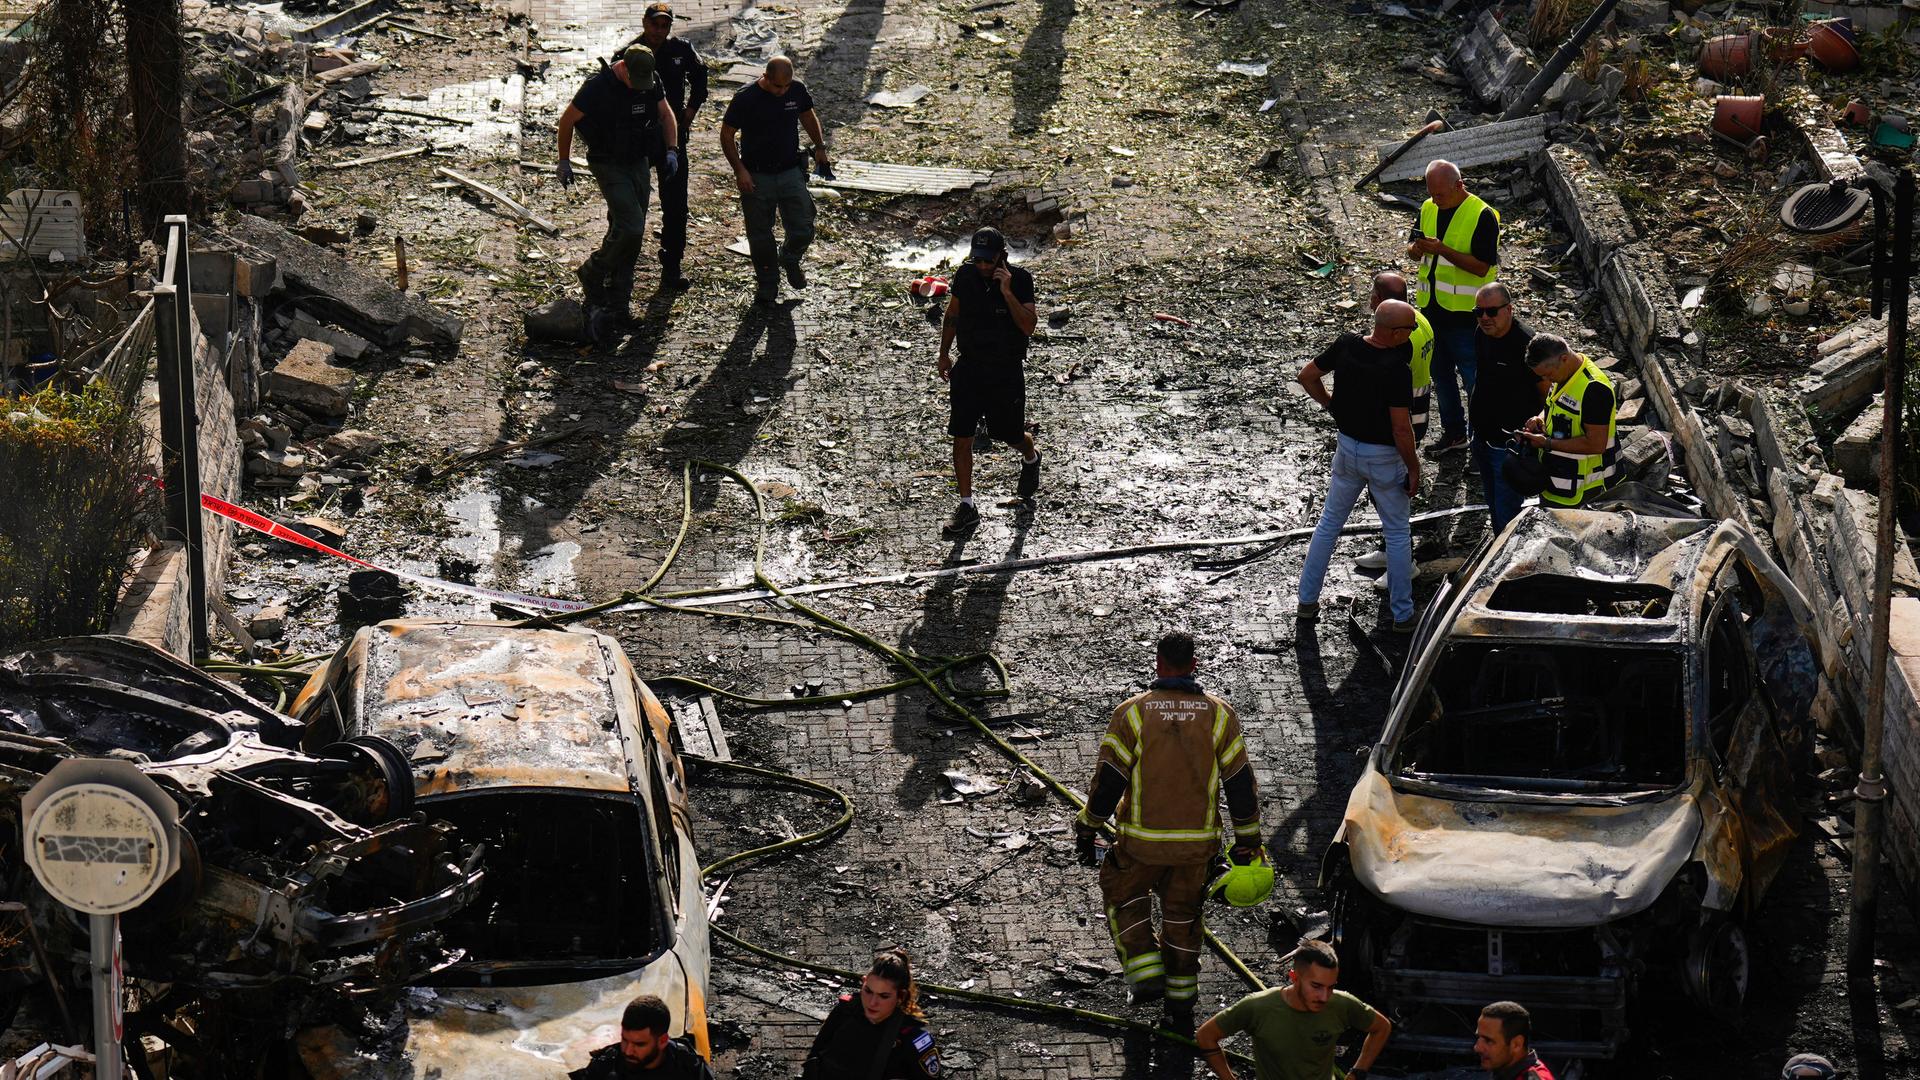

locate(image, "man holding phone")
[[936, 227, 1040, 536], [1293, 300, 1422, 633]]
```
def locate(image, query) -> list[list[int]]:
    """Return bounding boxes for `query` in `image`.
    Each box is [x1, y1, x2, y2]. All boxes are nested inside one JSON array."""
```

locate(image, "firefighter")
[[1075, 630, 1265, 1034], [1518, 332, 1617, 508]]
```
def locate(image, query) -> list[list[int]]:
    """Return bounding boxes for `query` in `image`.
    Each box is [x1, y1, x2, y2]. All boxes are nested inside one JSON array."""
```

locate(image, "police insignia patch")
[[923, 1053, 941, 1076]]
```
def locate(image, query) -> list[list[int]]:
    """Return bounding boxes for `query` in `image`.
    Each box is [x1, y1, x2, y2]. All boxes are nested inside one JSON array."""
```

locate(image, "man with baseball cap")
[[557, 43, 680, 336], [936, 226, 1040, 535], [618, 2, 706, 291]]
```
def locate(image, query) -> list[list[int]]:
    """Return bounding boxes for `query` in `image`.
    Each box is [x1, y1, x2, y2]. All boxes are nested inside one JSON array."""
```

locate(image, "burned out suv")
[[1321, 492, 1819, 1063], [288, 620, 711, 1078]]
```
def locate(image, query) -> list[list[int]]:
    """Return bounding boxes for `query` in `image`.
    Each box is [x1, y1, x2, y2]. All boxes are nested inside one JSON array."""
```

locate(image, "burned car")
[[0, 636, 486, 1069], [287, 620, 711, 1078], [1321, 493, 1819, 1062]]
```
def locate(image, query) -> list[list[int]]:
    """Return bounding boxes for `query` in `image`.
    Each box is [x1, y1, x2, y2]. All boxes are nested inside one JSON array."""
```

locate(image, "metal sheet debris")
[[866, 84, 931, 108], [1370, 114, 1554, 183], [819, 160, 994, 196]]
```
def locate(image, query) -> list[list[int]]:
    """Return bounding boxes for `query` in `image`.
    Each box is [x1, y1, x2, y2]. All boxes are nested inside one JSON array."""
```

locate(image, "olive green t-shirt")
[[1213, 987, 1379, 1080]]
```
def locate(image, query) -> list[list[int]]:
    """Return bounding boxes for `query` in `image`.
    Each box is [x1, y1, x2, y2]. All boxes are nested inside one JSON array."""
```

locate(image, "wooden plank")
[[434, 167, 558, 235], [316, 59, 385, 84], [325, 144, 433, 170], [668, 696, 730, 761], [823, 159, 993, 196]]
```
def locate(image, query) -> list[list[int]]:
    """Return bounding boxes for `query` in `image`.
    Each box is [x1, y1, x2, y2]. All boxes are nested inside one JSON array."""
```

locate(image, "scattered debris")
[[224, 215, 464, 346], [1215, 60, 1269, 77], [865, 84, 931, 109], [434, 167, 559, 235], [1368, 114, 1552, 183], [819, 160, 994, 196]]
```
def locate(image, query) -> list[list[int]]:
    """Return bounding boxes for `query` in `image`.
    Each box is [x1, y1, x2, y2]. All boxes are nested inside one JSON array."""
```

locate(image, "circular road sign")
[[24, 781, 174, 915]]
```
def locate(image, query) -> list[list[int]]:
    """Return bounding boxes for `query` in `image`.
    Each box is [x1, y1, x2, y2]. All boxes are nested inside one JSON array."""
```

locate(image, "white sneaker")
[[1357, 550, 1389, 570]]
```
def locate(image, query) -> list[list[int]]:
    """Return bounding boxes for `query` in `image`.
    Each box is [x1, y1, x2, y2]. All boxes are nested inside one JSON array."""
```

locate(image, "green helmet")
[[1212, 850, 1274, 908]]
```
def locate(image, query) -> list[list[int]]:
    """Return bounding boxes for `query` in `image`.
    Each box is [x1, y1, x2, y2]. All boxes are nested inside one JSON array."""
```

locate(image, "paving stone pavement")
[[245, 0, 1920, 1073]]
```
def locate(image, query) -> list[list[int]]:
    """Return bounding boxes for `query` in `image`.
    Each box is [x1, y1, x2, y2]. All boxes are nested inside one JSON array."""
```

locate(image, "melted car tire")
[[1683, 915, 1751, 1022], [318, 735, 415, 823]]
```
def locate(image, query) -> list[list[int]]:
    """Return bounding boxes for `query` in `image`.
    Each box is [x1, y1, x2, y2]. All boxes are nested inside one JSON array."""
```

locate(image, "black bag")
[[1502, 441, 1551, 496]]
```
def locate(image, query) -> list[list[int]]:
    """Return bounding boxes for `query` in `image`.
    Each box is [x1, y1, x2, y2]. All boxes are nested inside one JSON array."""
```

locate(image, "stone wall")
[[108, 243, 258, 658]]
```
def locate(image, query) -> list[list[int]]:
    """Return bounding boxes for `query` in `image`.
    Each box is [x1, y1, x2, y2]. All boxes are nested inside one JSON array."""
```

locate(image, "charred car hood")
[[1341, 768, 1701, 928]]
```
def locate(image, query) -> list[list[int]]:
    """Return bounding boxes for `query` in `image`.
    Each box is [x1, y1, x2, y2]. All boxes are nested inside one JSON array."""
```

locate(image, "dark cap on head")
[[621, 43, 656, 81], [644, 1, 673, 21], [968, 227, 1007, 262]]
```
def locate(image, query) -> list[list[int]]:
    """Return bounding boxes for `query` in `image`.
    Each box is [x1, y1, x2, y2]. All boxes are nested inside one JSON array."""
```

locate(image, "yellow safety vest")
[[1540, 356, 1617, 506], [1416, 194, 1500, 313], [1409, 309, 1433, 438]]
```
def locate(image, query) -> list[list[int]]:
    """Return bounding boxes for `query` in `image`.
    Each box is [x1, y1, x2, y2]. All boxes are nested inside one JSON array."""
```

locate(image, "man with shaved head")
[[1294, 299, 1423, 633], [1407, 158, 1500, 456], [1369, 270, 1432, 442], [720, 56, 830, 305]]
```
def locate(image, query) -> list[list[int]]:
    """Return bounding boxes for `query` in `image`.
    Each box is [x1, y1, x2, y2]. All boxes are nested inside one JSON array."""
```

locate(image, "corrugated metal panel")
[[821, 159, 994, 196], [1372, 115, 1554, 183], [0, 189, 85, 262]]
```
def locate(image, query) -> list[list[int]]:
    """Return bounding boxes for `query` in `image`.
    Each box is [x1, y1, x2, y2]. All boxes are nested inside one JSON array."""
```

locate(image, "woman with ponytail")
[[801, 947, 942, 1079]]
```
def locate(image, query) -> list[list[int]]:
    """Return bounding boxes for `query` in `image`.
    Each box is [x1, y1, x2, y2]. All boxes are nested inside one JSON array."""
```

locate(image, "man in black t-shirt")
[[557, 44, 680, 334], [616, 3, 707, 291], [570, 995, 712, 1079], [936, 227, 1039, 536], [1468, 283, 1541, 534], [1295, 300, 1423, 632], [719, 56, 830, 305]]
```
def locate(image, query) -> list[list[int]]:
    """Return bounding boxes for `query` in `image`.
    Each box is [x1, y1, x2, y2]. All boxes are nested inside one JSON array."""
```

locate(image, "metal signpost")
[[21, 760, 181, 1080]]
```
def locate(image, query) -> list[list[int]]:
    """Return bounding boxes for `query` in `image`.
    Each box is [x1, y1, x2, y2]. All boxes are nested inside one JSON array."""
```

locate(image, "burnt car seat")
[[1469, 647, 1565, 709]]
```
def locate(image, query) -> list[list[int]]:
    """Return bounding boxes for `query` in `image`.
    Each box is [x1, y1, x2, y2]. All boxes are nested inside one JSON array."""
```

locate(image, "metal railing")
[[152, 216, 208, 658]]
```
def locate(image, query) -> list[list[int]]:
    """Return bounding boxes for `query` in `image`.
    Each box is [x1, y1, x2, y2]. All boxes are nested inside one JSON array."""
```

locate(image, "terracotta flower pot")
[[1699, 33, 1755, 79], [1808, 18, 1860, 71], [1713, 95, 1767, 142], [1759, 25, 1811, 63]]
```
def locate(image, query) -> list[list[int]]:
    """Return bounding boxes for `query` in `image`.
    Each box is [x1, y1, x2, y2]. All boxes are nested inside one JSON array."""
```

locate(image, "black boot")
[[661, 258, 692, 292]]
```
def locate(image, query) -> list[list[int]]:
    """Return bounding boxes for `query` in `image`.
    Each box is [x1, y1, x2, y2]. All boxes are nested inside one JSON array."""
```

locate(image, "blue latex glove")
[[556, 160, 575, 188], [662, 148, 681, 180]]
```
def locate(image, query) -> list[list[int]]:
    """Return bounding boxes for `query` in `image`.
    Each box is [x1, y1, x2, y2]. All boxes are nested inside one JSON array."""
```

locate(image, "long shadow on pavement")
[[892, 515, 1029, 810], [801, 0, 888, 133], [1267, 610, 1394, 899], [665, 301, 798, 507], [1011, 0, 1074, 134]]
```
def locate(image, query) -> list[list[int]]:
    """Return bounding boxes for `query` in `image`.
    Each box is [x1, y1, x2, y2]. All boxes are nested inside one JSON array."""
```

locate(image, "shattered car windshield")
[[424, 790, 664, 984], [1390, 641, 1687, 793]]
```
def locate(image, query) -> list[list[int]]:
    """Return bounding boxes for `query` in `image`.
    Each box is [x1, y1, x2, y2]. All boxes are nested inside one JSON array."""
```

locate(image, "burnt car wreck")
[[1322, 491, 1821, 1064], [0, 622, 709, 1078], [0, 635, 488, 1073]]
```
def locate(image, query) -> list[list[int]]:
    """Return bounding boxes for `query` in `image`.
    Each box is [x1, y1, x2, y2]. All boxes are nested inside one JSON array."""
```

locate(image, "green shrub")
[[0, 383, 158, 647]]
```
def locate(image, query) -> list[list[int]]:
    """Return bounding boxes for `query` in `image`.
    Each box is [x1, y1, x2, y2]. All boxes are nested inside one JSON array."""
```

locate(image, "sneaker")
[[783, 260, 807, 288], [1428, 431, 1470, 456], [1356, 550, 1388, 570], [1295, 601, 1319, 623], [1128, 978, 1165, 1007], [942, 502, 980, 537], [1391, 617, 1417, 634], [1017, 453, 1041, 500]]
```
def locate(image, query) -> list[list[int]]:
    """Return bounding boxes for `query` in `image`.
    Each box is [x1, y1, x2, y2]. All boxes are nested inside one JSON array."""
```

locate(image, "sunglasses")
[[1473, 303, 1510, 318]]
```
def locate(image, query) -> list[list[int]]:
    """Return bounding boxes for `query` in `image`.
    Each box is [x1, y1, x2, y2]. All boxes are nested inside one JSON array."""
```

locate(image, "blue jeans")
[[1298, 434, 1415, 623], [1429, 321, 1478, 439], [1473, 437, 1527, 536]]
